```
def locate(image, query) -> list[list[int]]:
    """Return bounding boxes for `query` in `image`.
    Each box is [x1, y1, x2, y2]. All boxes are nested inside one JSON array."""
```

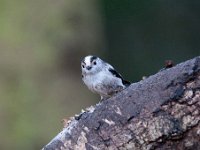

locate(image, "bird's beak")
[[86, 66, 92, 70]]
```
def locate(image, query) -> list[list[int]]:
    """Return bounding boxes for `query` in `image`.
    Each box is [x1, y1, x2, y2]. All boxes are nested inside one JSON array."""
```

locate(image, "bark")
[[42, 56, 200, 150]]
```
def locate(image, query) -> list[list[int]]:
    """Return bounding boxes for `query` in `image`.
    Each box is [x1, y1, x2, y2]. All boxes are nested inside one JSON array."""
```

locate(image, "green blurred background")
[[0, 0, 199, 149]]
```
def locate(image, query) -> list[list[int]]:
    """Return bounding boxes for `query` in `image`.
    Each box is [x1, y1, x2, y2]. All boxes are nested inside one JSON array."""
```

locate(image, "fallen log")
[[42, 56, 200, 150]]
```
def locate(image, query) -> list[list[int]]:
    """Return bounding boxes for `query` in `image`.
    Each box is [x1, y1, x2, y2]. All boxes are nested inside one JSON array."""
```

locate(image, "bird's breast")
[[83, 74, 99, 92]]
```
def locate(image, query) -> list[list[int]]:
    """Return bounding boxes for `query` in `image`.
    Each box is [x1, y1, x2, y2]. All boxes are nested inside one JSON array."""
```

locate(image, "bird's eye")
[[93, 61, 97, 65], [82, 64, 85, 68]]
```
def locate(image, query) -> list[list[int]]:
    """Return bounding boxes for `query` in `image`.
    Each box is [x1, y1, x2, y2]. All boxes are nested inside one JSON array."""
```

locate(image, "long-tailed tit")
[[81, 55, 130, 100]]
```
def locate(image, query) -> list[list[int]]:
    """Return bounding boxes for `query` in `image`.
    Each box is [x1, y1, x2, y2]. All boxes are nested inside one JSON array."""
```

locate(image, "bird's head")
[[81, 55, 104, 75]]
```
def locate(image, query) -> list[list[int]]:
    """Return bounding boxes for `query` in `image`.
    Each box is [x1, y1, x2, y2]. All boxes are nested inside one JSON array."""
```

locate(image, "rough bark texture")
[[42, 56, 200, 150]]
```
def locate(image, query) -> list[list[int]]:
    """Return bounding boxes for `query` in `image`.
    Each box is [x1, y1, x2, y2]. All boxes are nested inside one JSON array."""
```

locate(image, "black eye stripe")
[[81, 57, 86, 64], [90, 56, 97, 63]]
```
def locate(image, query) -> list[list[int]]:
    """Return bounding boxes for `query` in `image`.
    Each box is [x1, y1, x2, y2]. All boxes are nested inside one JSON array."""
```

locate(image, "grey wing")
[[108, 67, 131, 86]]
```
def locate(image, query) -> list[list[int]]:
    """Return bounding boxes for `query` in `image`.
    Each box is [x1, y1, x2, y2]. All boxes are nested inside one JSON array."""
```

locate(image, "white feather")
[[81, 55, 128, 99]]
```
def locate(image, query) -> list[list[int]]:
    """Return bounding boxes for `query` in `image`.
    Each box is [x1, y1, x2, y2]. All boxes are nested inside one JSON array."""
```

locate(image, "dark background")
[[0, 0, 199, 149], [102, 0, 200, 80]]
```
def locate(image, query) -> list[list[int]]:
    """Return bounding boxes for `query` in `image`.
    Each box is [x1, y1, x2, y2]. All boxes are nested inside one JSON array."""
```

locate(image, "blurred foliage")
[[0, 0, 102, 149], [0, 0, 199, 149]]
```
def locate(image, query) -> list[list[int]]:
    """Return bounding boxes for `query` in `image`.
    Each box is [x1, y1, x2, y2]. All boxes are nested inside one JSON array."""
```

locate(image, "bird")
[[81, 55, 131, 100]]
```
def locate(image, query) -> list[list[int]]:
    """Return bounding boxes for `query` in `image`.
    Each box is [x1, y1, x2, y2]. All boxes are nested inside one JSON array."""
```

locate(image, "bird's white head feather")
[[81, 55, 106, 75]]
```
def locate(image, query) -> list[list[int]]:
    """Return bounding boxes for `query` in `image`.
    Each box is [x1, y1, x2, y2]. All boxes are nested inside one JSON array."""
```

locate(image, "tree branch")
[[42, 56, 200, 150]]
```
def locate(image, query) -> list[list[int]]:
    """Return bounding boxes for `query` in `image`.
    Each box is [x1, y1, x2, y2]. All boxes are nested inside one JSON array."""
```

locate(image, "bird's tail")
[[122, 80, 131, 87]]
